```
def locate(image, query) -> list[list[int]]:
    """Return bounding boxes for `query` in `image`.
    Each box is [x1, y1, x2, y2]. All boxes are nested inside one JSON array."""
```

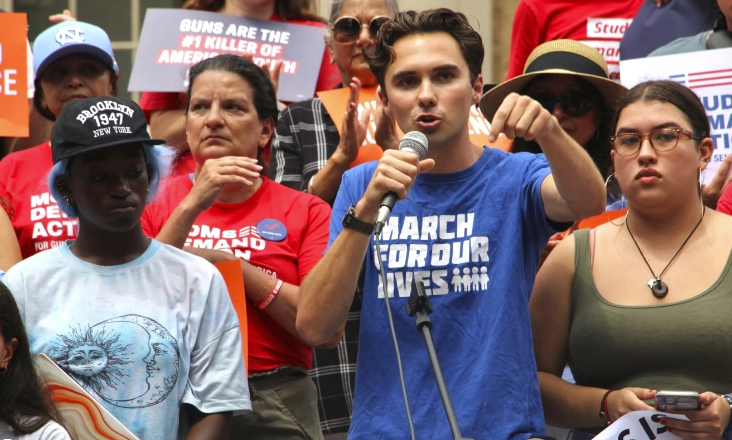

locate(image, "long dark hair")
[[0, 283, 65, 434], [512, 76, 614, 180], [182, 0, 325, 23]]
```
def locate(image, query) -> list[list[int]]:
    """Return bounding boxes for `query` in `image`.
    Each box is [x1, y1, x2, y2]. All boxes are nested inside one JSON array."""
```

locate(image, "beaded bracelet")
[[257, 279, 283, 310]]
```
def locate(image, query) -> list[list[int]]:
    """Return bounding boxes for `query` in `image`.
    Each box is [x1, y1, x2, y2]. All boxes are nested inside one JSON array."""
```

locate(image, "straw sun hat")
[[479, 39, 628, 122]]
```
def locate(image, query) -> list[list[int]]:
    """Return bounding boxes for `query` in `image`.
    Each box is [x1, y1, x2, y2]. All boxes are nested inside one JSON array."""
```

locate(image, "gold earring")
[[604, 173, 627, 227], [0, 364, 7, 374]]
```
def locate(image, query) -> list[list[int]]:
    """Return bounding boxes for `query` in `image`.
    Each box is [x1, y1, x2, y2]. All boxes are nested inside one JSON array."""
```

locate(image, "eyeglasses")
[[528, 91, 594, 117], [610, 127, 701, 157], [331, 16, 391, 44]]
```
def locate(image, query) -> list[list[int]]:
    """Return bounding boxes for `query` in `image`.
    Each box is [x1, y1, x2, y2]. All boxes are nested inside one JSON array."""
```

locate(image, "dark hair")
[[182, 0, 325, 23], [34, 68, 118, 122], [185, 54, 278, 122], [185, 55, 279, 164], [364, 8, 484, 98], [611, 80, 711, 141], [513, 76, 614, 181], [713, 0, 728, 31], [0, 283, 65, 434]]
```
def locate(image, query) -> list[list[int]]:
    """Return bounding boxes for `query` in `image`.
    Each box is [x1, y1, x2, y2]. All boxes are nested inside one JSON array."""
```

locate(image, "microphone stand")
[[405, 281, 473, 440]]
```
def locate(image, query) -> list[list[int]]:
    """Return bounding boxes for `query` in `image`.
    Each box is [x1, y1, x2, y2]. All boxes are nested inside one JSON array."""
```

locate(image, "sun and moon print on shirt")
[[49, 314, 180, 408]]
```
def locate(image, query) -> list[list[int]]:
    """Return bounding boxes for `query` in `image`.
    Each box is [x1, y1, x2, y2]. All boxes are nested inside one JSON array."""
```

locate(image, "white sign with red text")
[[593, 411, 687, 440]]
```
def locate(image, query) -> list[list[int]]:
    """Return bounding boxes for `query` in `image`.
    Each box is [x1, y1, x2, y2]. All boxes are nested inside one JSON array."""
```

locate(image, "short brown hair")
[[364, 8, 483, 98]]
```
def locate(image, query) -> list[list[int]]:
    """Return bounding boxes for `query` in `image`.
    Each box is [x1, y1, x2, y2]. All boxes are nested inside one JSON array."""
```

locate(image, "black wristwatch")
[[342, 205, 375, 235]]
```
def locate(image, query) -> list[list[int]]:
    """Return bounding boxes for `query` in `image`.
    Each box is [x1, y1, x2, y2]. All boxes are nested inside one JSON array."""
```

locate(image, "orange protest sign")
[[214, 260, 249, 375], [0, 13, 29, 137], [317, 86, 511, 168], [578, 209, 627, 229]]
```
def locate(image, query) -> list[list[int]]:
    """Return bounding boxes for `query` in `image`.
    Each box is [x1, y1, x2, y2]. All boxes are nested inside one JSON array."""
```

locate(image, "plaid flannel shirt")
[[271, 96, 362, 434]]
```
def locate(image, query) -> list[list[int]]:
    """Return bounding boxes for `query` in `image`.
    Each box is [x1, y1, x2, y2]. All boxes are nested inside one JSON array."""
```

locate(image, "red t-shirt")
[[505, 0, 644, 81], [717, 183, 732, 216], [141, 175, 331, 372], [0, 143, 77, 259], [170, 150, 197, 177]]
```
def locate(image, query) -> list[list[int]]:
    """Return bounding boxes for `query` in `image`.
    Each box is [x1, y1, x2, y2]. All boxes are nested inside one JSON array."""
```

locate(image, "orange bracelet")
[[258, 279, 283, 310]]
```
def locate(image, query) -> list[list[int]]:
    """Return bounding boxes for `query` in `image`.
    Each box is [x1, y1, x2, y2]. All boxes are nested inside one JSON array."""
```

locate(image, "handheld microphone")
[[374, 131, 428, 234]]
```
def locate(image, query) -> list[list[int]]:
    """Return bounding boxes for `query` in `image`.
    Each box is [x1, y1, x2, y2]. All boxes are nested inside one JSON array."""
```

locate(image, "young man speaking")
[[297, 8, 606, 439]]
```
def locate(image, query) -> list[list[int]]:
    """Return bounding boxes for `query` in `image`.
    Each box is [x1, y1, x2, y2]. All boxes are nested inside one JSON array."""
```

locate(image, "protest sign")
[[129, 9, 326, 102], [0, 13, 29, 137], [592, 410, 688, 440], [620, 48, 732, 184], [317, 87, 511, 168], [214, 260, 249, 375], [35, 354, 140, 440]]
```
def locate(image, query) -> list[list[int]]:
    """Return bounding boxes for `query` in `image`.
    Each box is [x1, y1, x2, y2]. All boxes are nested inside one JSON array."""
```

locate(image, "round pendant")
[[649, 279, 668, 298]]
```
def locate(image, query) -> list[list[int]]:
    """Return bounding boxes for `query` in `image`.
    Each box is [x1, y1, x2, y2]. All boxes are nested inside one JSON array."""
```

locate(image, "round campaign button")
[[257, 219, 288, 242]]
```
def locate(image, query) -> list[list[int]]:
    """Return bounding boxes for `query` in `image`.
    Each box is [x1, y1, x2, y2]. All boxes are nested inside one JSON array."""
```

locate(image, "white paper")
[[593, 410, 690, 440], [620, 48, 732, 185]]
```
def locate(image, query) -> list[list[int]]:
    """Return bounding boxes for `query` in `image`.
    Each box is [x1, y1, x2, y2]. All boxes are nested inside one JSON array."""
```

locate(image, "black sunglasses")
[[529, 91, 594, 117], [331, 16, 390, 44]]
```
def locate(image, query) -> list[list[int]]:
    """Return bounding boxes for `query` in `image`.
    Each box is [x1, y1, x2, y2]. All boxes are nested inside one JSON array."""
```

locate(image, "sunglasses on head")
[[331, 16, 391, 44], [528, 91, 594, 117]]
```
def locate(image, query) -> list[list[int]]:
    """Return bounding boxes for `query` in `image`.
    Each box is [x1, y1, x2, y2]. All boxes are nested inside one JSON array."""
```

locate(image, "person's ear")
[[471, 74, 484, 106], [259, 117, 276, 148], [377, 86, 393, 119], [1, 338, 18, 367], [55, 175, 74, 205], [699, 137, 714, 170]]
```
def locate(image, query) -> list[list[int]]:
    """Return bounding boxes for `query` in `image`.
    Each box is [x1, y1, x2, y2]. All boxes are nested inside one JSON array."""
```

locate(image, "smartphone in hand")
[[655, 391, 701, 411]]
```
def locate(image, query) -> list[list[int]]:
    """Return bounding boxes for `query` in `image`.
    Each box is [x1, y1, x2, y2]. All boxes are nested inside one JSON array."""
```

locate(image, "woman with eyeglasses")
[[140, 0, 341, 177], [529, 80, 732, 440], [270, 0, 399, 204]]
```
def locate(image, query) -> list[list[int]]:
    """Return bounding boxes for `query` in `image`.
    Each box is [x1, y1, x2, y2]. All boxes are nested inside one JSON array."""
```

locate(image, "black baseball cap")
[[51, 96, 165, 164]]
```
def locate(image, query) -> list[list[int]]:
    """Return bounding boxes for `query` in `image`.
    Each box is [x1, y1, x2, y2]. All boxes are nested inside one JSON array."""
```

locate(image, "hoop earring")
[[0, 364, 7, 374], [699, 168, 704, 214], [605, 173, 627, 227]]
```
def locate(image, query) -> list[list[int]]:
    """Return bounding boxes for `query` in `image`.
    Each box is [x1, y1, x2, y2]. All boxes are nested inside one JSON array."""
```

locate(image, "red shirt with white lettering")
[[0, 142, 77, 259], [505, 0, 644, 80], [141, 175, 331, 372]]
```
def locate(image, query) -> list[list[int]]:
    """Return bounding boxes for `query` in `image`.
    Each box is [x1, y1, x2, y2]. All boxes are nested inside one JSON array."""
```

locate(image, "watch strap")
[[342, 205, 375, 235]]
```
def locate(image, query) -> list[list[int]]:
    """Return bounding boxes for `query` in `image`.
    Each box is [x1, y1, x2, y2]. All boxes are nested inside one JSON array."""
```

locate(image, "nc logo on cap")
[[56, 27, 85, 46]]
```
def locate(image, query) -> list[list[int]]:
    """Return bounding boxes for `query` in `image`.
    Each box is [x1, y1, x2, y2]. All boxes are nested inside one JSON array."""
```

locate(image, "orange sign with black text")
[[0, 13, 28, 137], [317, 86, 511, 168]]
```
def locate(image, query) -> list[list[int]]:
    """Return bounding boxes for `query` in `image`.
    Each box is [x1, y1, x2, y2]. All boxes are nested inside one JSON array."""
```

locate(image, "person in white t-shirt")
[[3, 96, 250, 440], [0, 282, 71, 440]]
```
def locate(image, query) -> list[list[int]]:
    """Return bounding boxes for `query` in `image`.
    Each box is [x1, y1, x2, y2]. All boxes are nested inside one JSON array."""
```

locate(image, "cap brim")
[[479, 69, 628, 123], [36, 44, 117, 80], [53, 138, 167, 164]]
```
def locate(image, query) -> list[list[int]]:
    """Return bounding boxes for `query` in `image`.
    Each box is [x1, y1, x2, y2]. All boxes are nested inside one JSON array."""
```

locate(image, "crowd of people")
[[2, 0, 732, 439]]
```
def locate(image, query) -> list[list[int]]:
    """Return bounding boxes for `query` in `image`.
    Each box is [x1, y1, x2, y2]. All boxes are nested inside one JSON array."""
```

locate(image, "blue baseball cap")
[[33, 21, 118, 80]]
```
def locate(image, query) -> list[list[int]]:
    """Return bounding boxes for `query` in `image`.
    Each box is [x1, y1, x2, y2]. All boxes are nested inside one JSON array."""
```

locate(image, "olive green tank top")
[[568, 228, 732, 394]]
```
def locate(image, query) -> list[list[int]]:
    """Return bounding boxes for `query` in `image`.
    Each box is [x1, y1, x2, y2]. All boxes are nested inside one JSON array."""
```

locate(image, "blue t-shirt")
[[328, 147, 564, 439]]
